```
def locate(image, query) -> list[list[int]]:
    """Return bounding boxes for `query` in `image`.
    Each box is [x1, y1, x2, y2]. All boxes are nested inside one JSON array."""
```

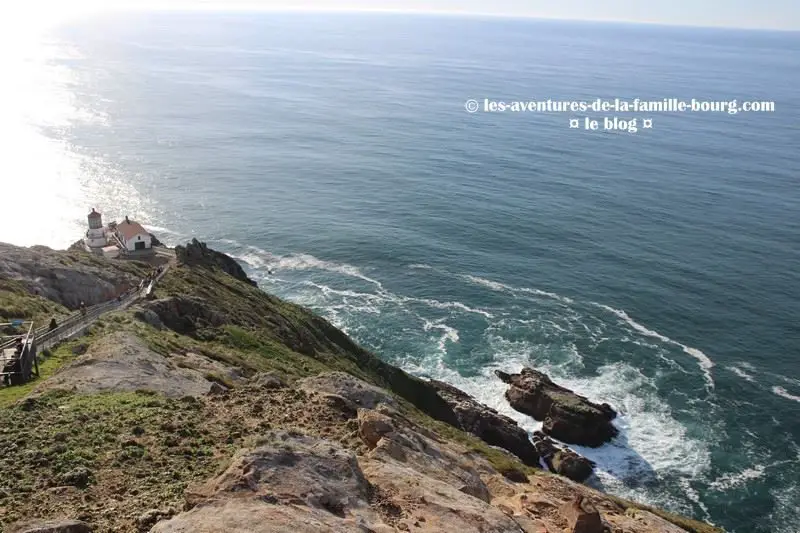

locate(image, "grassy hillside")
[[0, 248, 723, 533]]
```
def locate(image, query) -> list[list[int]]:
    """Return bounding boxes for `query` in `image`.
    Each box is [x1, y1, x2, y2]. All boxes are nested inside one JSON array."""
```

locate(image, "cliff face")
[[0, 242, 723, 533], [0, 242, 149, 311]]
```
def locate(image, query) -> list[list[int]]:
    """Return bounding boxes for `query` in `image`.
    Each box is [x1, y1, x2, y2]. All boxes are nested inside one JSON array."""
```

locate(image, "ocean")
[[1, 11, 798, 533]]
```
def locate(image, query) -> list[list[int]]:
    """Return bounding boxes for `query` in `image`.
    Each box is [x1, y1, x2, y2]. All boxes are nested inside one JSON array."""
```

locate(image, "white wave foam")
[[224, 243, 386, 290], [233, 252, 268, 269], [772, 386, 800, 403], [142, 224, 179, 235], [423, 319, 460, 354], [595, 304, 715, 390], [293, 277, 494, 322], [463, 275, 574, 304], [710, 464, 766, 491], [404, 295, 494, 319], [408, 263, 433, 270], [768, 483, 800, 533], [404, 334, 711, 514], [276, 253, 384, 287], [252, 253, 715, 517], [728, 365, 757, 383], [300, 281, 383, 302]]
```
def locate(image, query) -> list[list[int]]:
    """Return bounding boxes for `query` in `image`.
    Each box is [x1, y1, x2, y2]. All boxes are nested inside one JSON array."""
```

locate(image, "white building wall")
[[124, 233, 152, 251], [85, 228, 107, 248]]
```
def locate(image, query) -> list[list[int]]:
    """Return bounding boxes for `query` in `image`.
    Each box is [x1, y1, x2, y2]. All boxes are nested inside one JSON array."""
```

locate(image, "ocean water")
[[1, 12, 799, 533]]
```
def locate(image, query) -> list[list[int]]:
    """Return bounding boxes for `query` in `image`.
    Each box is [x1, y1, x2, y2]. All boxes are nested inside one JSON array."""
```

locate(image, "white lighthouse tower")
[[84, 208, 108, 252]]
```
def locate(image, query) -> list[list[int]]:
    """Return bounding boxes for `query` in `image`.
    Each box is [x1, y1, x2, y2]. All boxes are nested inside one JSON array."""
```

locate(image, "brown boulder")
[[429, 379, 540, 467], [560, 496, 605, 533], [532, 431, 595, 483], [357, 409, 395, 449], [185, 430, 373, 514], [496, 369, 617, 447]]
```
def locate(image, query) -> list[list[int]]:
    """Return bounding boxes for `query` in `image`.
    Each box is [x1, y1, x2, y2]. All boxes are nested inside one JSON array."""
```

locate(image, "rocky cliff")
[[0, 241, 723, 533], [0, 242, 149, 311]]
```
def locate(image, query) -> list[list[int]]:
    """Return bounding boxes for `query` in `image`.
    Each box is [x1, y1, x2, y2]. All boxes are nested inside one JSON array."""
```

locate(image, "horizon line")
[[73, 6, 800, 33]]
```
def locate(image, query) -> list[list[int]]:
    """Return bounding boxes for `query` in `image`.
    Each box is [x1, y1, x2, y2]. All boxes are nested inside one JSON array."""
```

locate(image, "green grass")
[[0, 389, 225, 531], [0, 279, 69, 328], [0, 257, 723, 533], [0, 338, 90, 407]]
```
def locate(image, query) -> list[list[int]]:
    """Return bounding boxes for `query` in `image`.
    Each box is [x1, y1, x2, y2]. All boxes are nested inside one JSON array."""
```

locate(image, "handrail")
[[1, 263, 170, 352]]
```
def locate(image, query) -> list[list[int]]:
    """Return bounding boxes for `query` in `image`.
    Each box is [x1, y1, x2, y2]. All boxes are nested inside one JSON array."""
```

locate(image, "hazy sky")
[[6, 0, 800, 31]]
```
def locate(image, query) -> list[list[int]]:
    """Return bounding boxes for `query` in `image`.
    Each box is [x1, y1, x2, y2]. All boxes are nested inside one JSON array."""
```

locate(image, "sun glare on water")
[[0, 2, 112, 248]]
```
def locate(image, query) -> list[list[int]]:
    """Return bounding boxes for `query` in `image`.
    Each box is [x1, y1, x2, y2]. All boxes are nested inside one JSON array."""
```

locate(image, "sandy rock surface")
[[34, 332, 213, 397]]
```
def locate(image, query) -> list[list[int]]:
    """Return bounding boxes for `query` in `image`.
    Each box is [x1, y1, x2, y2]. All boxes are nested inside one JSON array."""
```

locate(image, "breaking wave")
[[593, 304, 715, 390], [772, 386, 800, 403], [209, 242, 793, 530]]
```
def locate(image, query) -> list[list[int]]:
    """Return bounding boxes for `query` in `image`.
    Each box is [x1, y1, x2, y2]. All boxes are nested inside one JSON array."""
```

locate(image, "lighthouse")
[[84, 208, 108, 251]]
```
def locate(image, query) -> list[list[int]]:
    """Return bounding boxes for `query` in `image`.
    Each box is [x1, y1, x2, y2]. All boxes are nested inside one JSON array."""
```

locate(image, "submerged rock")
[[496, 368, 618, 447]]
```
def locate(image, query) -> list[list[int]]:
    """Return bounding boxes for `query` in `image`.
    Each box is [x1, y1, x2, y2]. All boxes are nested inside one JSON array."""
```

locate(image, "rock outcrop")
[[429, 379, 540, 466], [533, 431, 595, 483], [33, 331, 215, 398], [154, 430, 386, 533], [0, 242, 145, 309], [299, 372, 397, 409], [175, 238, 257, 286], [0, 240, 722, 533], [560, 496, 605, 533], [496, 369, 618, 447], [149, 398, 695, 533], [142, 296, 228, 335]]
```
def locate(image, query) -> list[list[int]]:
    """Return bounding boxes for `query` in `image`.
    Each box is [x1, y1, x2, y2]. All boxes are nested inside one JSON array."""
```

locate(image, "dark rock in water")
[[532, 431, 595, 483], [496, 368, 617, 447], [428, 379, 540, 467], [175, 238, 256, 286]]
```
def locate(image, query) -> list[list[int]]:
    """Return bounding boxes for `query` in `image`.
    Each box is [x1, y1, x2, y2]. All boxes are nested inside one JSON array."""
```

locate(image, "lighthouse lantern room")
[[84, 208, 108, 250]]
